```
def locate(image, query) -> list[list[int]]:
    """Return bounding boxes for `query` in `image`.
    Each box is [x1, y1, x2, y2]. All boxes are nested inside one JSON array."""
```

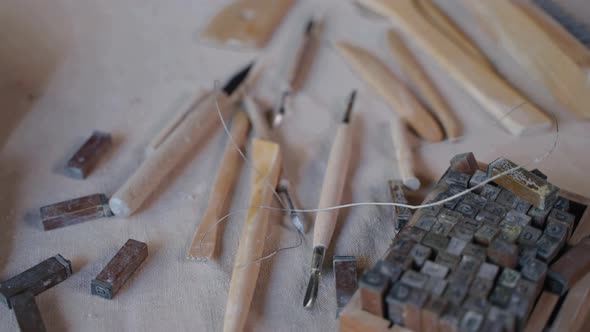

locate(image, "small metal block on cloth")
[[41, 193, 113, 231], [333, 256, 357, 316], [65, 131, 112, 179]]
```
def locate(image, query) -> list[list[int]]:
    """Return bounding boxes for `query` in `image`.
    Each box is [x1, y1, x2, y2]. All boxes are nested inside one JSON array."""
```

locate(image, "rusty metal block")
[[409, 243, 432, 268], [443, 170, 471, 188], [11, 292, 46, 332], [487, 158, 559, 210], [517, 225, 542, 247], [474, 224, 499, 246], [91, 239, 148, 299], [487, 239, 518, 268], [503, 210, 532, 227], [333, 256, 357, 316], [421, 261, 449, 279], [65, 131, 112, 179], [422, 232, 450, 253], [40, 193, 113, 231], [546, 237, 590, 295], [450, 152, 478, 175], [0, 255, 72, 308], [469, 170, 488, 193], [359, 268, 389, 317]]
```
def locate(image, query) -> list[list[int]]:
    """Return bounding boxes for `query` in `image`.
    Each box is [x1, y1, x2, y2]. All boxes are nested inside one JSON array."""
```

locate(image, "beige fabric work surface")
[[1, 0, 590, 331]]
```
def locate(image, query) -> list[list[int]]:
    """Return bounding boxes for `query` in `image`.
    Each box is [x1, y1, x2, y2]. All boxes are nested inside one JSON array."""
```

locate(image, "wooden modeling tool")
[[336, 41, 444, 143], [187, 111, 250, 261], [464, 0, 590, 119], [390, 119, 420, 191], [109, 62, 254, 217], [223, 139, 282, 332], [414, 0, 493, 69], [304, 91, 356, 308], [386, 30, 461, 139], [201, 0, 296, 49], [359, 0, 552, 136], [242, 95, 306, 234]]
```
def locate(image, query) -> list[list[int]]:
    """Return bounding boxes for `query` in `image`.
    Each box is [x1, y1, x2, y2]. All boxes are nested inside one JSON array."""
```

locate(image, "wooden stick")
[[290, 19, 323, 93], [339, 291, 392, 332], [390, 119, 420, 190], [359, 0, 552, 136], [523, 291, 559, 332], [464, 0, 590, 119], [414, 0, 493, 69], [242, 95, 272, 140], [223, 139, 282, 332], [336, 41, 444, 142], [187, 111, 250, 261], [109, 93, 234, 217], [550, 271, 590, 332], [386, 30, 461, 139]]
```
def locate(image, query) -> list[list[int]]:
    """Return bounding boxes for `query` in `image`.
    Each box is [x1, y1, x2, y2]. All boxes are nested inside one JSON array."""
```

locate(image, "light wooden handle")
[[313, 124, 353, 248], [290, 21, 322, 92], [187, 111, 250, 260], [223, 139, 282, 332], [360, 0, 552, 135], [242, 94, 272, 140], [390, 119, 420, 191], [109, 93, 233, 217], [386, 30, 461, 139], [336, 41, 444, 142]]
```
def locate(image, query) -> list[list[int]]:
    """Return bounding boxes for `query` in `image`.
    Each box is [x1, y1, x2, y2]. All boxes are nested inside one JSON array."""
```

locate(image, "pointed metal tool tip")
[[343, 90, 357, 123], [305, 18, 315, 34], [222, 60, 256, 95], [303, 271, 320, 308]]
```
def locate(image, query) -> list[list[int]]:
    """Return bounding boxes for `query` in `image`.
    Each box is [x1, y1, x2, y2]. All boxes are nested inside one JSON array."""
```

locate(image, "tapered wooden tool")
[[391, 119, 420, 190], [289, 18, 323, 93], [386, 30, 460, 139], [187, 111, 250, 261], [223, 139, 282, 332], [359, 0, 552, 136], [336, 41, 444, 142]]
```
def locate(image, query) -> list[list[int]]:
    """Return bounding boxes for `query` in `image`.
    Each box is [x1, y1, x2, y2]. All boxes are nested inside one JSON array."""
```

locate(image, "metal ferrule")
[[310, 246, 326, 272]]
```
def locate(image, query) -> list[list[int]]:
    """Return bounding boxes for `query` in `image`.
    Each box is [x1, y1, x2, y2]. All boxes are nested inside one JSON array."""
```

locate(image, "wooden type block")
[[64, 131, 112, 179], [422, 297, 448, 332], [475, 224, 499, 246], [487, 239, 518, 268], [523, 291, 558, 332], [436, 252, 461, 271], [11, 292, 46, 332], [334, 256, 357, 316], [489, 285, 512, 308], [496, 189, 517, 208], [469, 170, 488, 193], [512, 197, 532, 214], [374, 260, 403, 282], [477, 262, 500, 281], [469, 278, 494, 298], [422, 232, 450, 253], [518, 226, 542, 246], [421, 260, 449, 279], [503, 210, 532, 226], [359, 269, 390, 318], [455, 201, 479, 218], [518, 247, 538, 269], [498, 268, 521, 288], [463, 296, 490, 314], [527, 207, 551, 228], [389, 180, 413, 230], [536, 234, 563, 263], [409, 243, 432, 268], [415, 215, 436, 232], [402, 287, 429, 332], [397, 226, 426, 243], [443, 170, 471, 188], [40, 193, 113, 231], [480, 184, 501, 201], [475, 210, 502, 226], [338, 291, 392, 332], [487, 306, 516, 332], [498, 221, 523, 243], [385, 283, 412, 325], [553, 196, 570, 211], [507, 292, 533, 330], [514, 279, 538, 300], [431, 220, 455, 236], [449, 152, 478, 175], [0, 255, 72, 308], [462, 192, 487, 209], [439, 305, 463, 332], [547, 208, 575, 235], [460, 310, 484, 332], [446, 237, 468, 256], [520, 258, 547, 287], [425, 278, 448, 297], [483, 201, 510, 218], [442, 282, 468, 306], [487, 158, 559, 210], [546, 237, 590, 295], [400, 270, 429, 289], [91, 239, 148, 299]]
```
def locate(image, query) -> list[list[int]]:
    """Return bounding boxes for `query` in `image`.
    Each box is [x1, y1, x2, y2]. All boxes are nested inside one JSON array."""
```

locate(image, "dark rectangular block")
[[544, 220, 568, 243], [474, 224, 499, 246], [374, 260, 403, 282], [475, 210, 502, 226], [477, 262, 500, 281], [421, 261, 449, 279], [487, 158, 559, 210], [517, 225, 542, 246], [439, 305, 463, 332], [553, 196, 570, 211], [480, 184, 501, 201], [400, 270, 429, 289], [496, 189, 517, 207], [431, 220, 455, 236], [503, 210, 532, 227], [422, 233, 450, 253], [498, 221, 523, 243], [410, 243, 432, 268], [422, 297, 448, 332], [11, 292, 46, 332], [498, 268, 520, 288], [469, 170, 488, 193], [415, 215, 437, 231], [385, 235, 417, 265], [536, 234, 563, 263], [469, 278, 494, 298], [389, 180, 413, 230], [518, 246, 538, 269], [446, 237, 468, 256], [512, 197, 532, 214], [455, 201, 479, 218], [386, 254, 413, 270], [385, 283, 413, 325], [460, 310, 484, 332], [487, 239, 518, 268], [333, 256, 357, 316], [479, 319, 504, 332], [437, 208, 463, 224], [507, 292, 533, 330], [397, 226, 426, 243], [528, 206, 551, 228], [521, 259, 547, 295], [40, 193, 113, 231], [439, 185, 464, 209], [359, 269, 389, 317], [91, 239, 148, 299], [456, 255, 482, 278], [483, 201, 510, 218], [547, 209, 575, 236], [449, 152, 478, 175], [402, 287, 429, 332], [514, 278, 538, 299], [442, 282, 468, 306], [450, 222, 476, 242], [0, 255, 72, 308], [462, 192, 487, 209], [65, 131, 112, 179], [487, 306, 516, 332], [443, 170, 471, 188], [425, 278, 448, 297], [436, 251, 461, 271], [489, 285, 511, 308], [546, 237, 590, 295], [530, 168, 547, 180]]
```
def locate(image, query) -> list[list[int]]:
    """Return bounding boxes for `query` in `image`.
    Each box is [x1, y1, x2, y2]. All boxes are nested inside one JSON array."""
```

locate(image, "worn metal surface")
[[11, 292, 46, 332], [64, 131, 112, 179], [41, 193, 113, 231], [333, 256, 357, 316]]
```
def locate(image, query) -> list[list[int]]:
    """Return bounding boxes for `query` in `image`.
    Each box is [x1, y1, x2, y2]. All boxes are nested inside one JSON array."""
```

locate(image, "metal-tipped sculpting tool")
[[304, 91, 356, 308]]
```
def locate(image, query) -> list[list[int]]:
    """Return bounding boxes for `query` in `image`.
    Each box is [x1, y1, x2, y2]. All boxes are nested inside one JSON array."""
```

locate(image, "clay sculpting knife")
[[303, 91, 356, 308], [109, 62, 254, 217]]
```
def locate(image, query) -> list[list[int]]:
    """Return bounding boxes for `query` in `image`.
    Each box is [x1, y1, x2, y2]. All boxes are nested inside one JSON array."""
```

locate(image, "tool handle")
[[313, 124, 353, 248], [391, 119, 421, 190], [187, 111, 250, 260], [290, 21, 322, 92], [109, 92, 232, 217], [242, 95, 272, 140]]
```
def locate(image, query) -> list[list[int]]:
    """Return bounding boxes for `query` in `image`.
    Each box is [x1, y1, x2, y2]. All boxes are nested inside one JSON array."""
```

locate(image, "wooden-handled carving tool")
[[414, 0, 493, 69], [386, 30, 461, 139], [242, 95, 306, 234], [463, 0, 590, 119], [223, 139, 282, 332], [304, 91, 356, 308], [109, 62, 254, 217], [336, 41, 444, 143], [187, 111, 250, 261], [390, 118, 420, 191], [201, 0, 296, 49], [359, 0, 552, 136]]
